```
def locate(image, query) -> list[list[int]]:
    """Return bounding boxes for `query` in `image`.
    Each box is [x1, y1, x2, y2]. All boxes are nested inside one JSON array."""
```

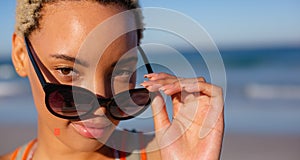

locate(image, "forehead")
[[30, 1, 138, 62]]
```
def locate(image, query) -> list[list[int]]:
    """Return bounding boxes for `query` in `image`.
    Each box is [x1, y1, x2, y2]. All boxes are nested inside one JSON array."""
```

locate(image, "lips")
[[71, 119, 112, 139]]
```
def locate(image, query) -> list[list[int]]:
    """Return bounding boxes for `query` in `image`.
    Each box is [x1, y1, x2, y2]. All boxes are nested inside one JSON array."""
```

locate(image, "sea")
[[1, 46, 300, 137]]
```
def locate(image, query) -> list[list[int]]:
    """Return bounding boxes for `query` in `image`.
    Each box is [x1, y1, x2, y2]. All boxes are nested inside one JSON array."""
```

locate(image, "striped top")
[[10, 139, 147, 160], [11, 139, 37, 160]]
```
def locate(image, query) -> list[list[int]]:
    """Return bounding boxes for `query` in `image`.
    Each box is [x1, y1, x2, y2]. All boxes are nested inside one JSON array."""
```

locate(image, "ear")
[[11, 33, 28, 77]]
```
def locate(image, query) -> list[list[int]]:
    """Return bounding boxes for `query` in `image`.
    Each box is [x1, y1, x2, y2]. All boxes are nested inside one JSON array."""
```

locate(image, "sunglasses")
[[24, 37, 154, 120]]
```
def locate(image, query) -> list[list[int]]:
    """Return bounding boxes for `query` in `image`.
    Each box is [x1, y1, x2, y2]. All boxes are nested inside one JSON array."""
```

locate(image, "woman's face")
[[22, 1, 138, 151]]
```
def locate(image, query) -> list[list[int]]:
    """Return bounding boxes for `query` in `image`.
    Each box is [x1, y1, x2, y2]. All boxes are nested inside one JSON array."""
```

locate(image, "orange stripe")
[[120, 151, 126, 160], [11, 148, 20, 160], [140, 149, 147, 160], [139, 132, 147, 160], [120, 130, 126, 160], [22, 139, 37, 160]]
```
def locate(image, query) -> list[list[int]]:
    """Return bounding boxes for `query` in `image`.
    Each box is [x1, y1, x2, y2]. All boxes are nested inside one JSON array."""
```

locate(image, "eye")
[[55, 67, 79, 78], [112, 69, 133, 78], [60, 68, 72, 75]]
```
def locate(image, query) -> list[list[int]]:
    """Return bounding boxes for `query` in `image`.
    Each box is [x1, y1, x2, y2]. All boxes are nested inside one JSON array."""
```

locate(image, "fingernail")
[[144, 74, 150, 78], [145, 73, 157, 78]]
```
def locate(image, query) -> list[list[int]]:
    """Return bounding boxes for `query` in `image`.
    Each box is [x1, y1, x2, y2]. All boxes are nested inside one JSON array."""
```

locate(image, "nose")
[[93, 96, 112, 117], [89, 63, 115, 117], [85, 75, 111, 117], [93, 106, 106, 117]]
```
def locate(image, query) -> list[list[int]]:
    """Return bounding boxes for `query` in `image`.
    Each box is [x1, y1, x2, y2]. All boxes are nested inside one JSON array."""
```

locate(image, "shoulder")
[[0, 152, 13, 160], [146, 150, 161, 159], [0, 139, 37, 160]]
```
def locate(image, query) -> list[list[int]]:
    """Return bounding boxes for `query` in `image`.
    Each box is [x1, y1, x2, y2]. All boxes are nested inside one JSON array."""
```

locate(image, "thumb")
[[151, 93, 171, 131]]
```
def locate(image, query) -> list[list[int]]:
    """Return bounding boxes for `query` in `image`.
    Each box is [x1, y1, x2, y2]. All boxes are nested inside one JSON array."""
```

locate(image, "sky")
[[1, 0, 300, 56]]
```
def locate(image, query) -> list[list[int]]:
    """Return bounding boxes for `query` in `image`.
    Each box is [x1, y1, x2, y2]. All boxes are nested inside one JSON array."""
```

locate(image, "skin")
[[2, 1, 224, 160], [141, 73, 224, 160], [11, 1, 133, 160]]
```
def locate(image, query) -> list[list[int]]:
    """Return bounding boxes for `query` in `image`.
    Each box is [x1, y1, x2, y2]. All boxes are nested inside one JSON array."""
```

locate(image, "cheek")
[[28, 65, 46, 117], [27, 63, 69, 131]]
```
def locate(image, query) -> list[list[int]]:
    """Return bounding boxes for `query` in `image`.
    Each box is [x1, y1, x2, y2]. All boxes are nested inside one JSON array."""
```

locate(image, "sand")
[[222, 133, 300, 160], [1, 125, 300, 160]]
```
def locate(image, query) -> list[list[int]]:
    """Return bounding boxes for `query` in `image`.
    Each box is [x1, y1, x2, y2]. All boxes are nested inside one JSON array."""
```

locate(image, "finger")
[[140, 78, 178, 92], [181, 77, 206, 84], [159, 77, 206, 96], [144, 72, 175, 81], [151, 93, 171, 131], [159, 79, 224, 139], [183, 81, 222, 97], [141, 80, 181, 117], [199, 90, 224, 138], [140, 81, 163, 92], [160, 83, 181, 96]]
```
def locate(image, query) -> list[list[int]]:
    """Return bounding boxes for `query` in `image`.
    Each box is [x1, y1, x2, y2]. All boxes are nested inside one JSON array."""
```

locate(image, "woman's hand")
[[141, 73, 224, 160]]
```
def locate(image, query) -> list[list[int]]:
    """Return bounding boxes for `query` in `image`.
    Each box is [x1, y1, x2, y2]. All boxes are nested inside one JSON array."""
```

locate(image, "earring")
[[16, 68, 20, 71]]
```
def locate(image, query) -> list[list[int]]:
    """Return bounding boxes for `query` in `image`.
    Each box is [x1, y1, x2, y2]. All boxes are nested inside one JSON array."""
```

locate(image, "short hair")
[[15, 0, 143, 44]]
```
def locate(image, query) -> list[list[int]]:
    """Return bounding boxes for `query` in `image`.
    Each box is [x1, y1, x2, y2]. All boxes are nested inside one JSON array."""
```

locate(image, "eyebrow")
[[50, 54, 89, 67]]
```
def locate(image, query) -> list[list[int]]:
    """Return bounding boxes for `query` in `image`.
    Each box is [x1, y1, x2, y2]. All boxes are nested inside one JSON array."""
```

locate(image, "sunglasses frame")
[[24, 37, 154, 120]]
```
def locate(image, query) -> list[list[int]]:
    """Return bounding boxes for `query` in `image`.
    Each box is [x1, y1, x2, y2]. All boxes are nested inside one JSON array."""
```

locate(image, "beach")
[[1, 47, 300, 159], [222, 133, 300, 160], [1, 125, 300, 160]]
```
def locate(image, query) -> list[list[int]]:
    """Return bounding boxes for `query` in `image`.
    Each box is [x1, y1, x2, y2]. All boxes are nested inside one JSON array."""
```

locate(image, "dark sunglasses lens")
[[47, 87, 96, 117], [109, 89, 151, 119]]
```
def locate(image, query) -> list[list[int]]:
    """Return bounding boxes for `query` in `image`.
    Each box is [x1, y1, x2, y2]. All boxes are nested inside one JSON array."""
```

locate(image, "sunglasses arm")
[[24, 37, 48, 87], [137, 45, 153, 74]]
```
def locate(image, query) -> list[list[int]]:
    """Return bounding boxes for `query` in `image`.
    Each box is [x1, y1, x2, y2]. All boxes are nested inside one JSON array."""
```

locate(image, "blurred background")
[[1, 1, 300, 159]]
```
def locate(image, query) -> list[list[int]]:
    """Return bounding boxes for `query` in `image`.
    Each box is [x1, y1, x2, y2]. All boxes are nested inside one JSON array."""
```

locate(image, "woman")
[[1, 0, 224, 159]]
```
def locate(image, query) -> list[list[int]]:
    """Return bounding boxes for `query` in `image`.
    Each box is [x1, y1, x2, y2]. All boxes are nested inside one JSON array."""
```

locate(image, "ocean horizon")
[[1, 46, 300, 135], [1, 46, 300, 159]]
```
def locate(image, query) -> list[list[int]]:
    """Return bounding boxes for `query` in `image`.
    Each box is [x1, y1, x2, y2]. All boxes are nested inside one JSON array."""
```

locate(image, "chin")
[[60, 123, 116, 152], [69, 138, 104, 152]]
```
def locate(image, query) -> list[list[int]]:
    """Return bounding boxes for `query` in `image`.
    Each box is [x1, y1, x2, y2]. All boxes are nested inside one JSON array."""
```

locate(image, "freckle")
[[54, 128, 60, 136]]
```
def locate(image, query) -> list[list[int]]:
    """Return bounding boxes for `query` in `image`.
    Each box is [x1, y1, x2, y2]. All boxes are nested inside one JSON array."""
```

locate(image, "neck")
[[33, 144, 115, 160]]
